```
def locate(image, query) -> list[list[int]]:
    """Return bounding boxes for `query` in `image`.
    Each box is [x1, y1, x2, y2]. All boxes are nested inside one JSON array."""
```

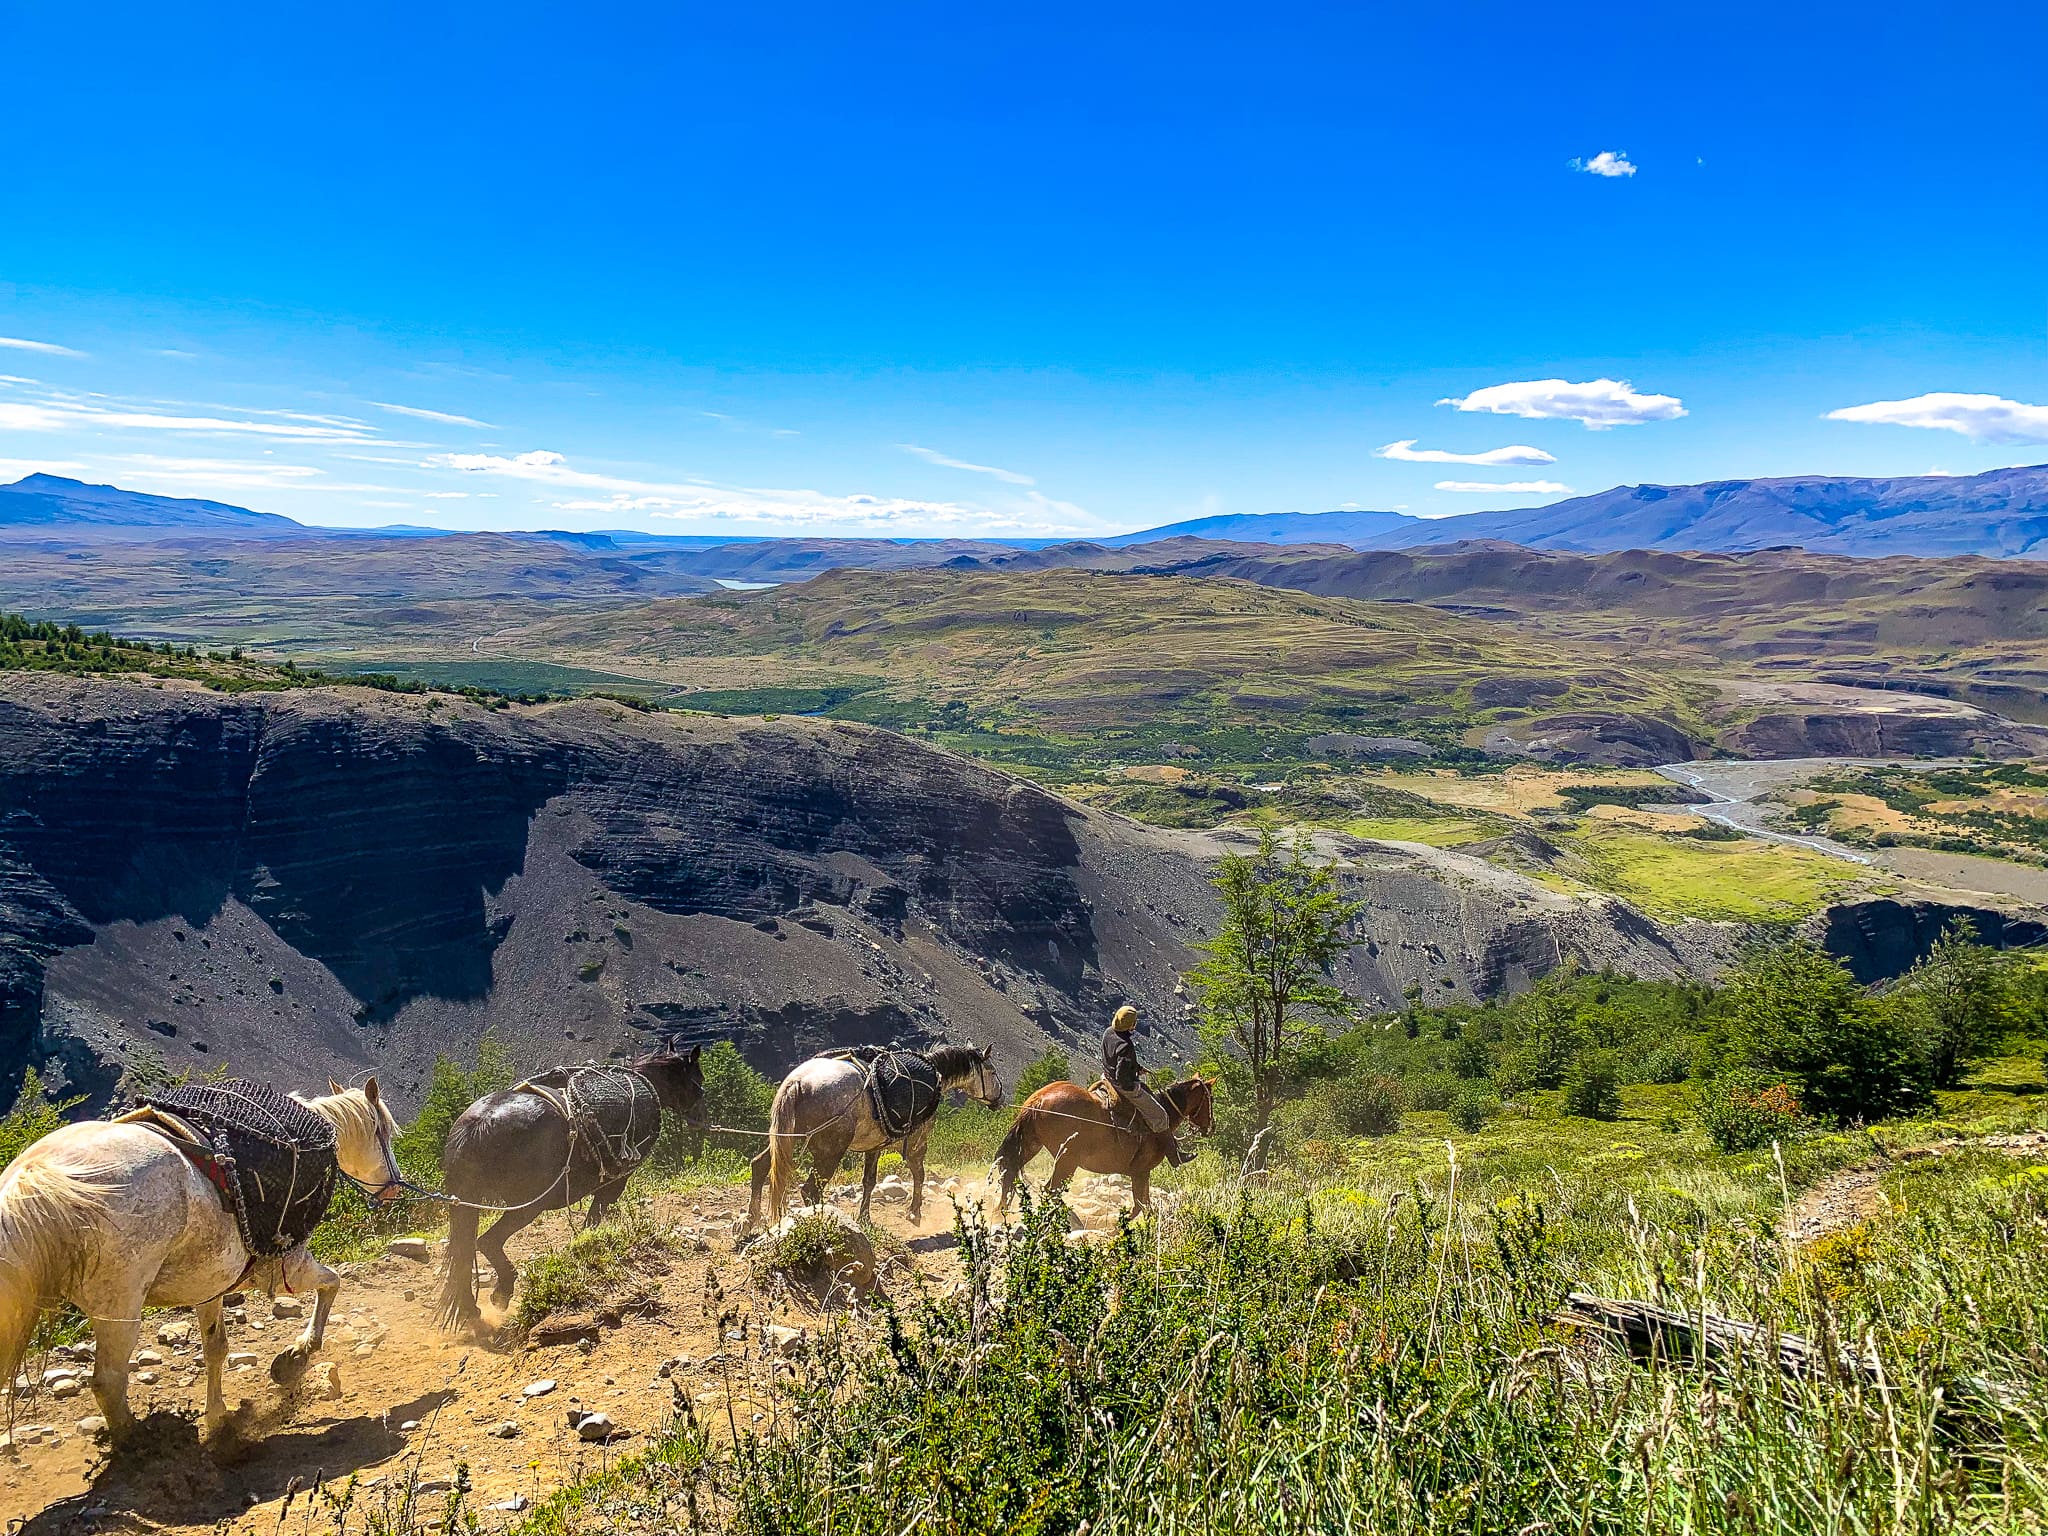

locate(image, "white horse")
[[748, 1043, 1003, 1229], [0, 1078, 402, 1443]]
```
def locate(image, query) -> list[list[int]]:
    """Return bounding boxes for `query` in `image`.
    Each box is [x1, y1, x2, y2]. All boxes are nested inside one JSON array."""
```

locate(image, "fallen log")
[[1554, 1292, 1878, 1382]]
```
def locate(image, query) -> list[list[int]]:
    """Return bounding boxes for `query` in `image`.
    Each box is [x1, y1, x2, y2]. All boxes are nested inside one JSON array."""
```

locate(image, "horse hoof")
[[269, 1346, 311, 1386]]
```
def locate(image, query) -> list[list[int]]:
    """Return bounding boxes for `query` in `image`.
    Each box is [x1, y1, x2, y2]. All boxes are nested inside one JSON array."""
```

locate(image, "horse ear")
[[688, 1044, 702, 1062], [363, 1076, 381, 1105], [328, 1078, 343, 1094]]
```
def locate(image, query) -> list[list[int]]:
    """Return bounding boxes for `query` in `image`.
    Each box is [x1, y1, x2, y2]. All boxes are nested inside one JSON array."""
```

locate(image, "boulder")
[[754, 1205, 877, 1297], [522, 1378, 558, 1398], [385, 1237, 432, 1264], [305, 1362, 344, 1400]]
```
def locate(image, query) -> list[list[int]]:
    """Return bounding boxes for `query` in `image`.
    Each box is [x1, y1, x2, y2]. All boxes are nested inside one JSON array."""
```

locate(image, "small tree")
[[1189, 829, 1364, 1145], [1898, 918, 2011, 1089], [1013, 1047, 1072, 1101], [394, 1030, 513, 1173], [1728, 938, 1930, 1123]]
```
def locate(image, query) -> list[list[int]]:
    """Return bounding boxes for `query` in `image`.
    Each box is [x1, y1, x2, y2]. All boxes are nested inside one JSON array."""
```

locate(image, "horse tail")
[[766, 1082, 801, 1222], [0, 1149, 108, 1388], [435, 1200, 481, 1331], [994, 1106, 1037, 1185]]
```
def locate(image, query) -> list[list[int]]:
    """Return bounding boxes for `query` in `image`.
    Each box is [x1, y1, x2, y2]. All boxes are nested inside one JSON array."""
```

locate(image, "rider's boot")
[[1158, 1130, 1191, 1168]]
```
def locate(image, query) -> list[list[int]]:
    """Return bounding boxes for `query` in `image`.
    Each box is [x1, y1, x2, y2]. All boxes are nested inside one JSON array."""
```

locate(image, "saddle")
[[824, 1047, 942, 1142], [120, 1080, 340, 1259], [516, 1064, 663, 1182], [1087, 1077, 1144, 1135]]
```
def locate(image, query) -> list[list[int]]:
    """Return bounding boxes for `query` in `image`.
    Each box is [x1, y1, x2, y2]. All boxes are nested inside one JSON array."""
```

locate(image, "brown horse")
[[993, 1076, 1214, 1215]]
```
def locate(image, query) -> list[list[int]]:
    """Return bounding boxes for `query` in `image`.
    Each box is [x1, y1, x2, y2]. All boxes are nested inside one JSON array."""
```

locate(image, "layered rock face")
[[1, 675, 1731, 1111]]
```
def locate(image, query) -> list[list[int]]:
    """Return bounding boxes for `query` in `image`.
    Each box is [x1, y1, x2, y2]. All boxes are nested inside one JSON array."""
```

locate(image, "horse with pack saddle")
[[434, 1048, 705, 1334], [0, 1075, 403, 1444], [749, 1042, 1003, 1229]]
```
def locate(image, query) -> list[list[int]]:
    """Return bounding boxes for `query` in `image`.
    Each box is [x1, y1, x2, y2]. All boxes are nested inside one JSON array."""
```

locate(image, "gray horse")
[[748, 1044, 1002, 1229]]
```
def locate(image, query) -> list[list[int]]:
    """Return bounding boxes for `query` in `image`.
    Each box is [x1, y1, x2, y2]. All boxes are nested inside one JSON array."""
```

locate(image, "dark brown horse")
[[994, 1076, 1214, 1215], [435, 1048, 704, 1333]]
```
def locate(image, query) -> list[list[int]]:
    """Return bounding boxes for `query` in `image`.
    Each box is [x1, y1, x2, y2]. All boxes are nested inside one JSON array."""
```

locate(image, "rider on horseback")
[[1104, 1005, 1189, 1167]]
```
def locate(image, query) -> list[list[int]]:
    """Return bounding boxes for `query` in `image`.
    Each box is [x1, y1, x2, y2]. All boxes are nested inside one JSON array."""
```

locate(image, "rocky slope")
[[0, 676, 1739, 1110]]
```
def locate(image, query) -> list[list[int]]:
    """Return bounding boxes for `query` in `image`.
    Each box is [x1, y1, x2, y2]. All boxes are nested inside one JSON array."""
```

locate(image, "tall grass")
[[529, 1135, 2048, 1535]]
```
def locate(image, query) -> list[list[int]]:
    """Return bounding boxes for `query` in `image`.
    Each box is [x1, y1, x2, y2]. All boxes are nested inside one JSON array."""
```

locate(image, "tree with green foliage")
[[1189, 828, 1364, 1143], [1896, 918, 2012, 1089], [394, 1031, 513, 1174], [0, 1068, 81, 1170], [1013, 1046, 1072, 1100], [1727, 938, 1930, 1123], [696, 1039, 776, 1137], [1562, 1051, 1622, 1120]]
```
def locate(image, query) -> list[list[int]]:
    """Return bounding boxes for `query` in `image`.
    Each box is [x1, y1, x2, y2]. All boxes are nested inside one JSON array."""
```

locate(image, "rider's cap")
[[1112, 1004, 1139, 1031]]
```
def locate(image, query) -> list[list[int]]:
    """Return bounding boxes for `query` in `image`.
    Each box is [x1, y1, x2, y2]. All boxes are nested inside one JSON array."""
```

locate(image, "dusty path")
[[1781, 1129, 2048, 1243], [1, 1168, 1140, 1536]]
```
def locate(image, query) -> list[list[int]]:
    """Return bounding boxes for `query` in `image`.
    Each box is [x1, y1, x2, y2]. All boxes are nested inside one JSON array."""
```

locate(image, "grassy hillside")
[[514, 568, 1710, 773]]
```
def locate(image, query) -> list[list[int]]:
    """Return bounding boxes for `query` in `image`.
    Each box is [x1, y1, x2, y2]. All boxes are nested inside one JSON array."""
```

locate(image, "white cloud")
[[1569, 151, 1637, 178], [1438, 378, 1684, 430], [371, 401, 494, 429], [0, 388, 379, 441], [1824, 392, 2048, 446], [1376, 439, 1557, 467], [897, 443, 1037, 486], [0, 336, 84, 357], [424, 490, 471, 499], [1434, 480, 1572, 495], [429, 447, 1093, 534]]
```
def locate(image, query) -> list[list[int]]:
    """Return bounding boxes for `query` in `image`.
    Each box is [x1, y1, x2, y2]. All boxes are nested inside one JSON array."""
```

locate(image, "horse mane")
[[926, 1043, 980, 1079], [1158, 1077, 1208, 1110], [293, 1086, 394, 1154]]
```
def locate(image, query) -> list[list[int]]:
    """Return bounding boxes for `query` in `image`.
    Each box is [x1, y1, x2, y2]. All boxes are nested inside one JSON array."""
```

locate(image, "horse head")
[[931, 1042, 1004, 1108], [1168, 1075, 1217, 1136], [638, 1045, 708, 1128], [316, 1076, 406, 1205]]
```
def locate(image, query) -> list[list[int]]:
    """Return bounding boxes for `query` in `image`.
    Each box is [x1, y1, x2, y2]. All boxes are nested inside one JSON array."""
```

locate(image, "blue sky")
[[1, 2, 2043, 537]]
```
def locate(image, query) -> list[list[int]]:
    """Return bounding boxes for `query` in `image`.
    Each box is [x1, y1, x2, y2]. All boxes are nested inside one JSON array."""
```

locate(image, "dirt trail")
[[1781, 1129, 2048, 1243], [2, 1169, 1135, 1536]]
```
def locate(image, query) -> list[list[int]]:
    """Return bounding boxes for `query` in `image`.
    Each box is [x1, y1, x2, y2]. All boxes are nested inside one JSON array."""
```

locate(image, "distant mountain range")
[[9, 463, 2048, 560], [1117, 465, 2048, 558], [0, 472, 305, 536]]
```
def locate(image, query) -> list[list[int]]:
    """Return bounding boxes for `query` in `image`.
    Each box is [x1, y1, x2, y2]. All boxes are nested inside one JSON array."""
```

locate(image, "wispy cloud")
[[428, 447, 1091, 533], [897, 443, 1036, 485], [1825, 392, 2048, 446], [1568, 150, 1637, 178], [1439, 378, 1683, 430], [1434, 480, 1572, 495], [0, 336, 85, 358], [0, 389, 379, 441], [371, 401, 494, 429], [1376, 439, 1557, 467]]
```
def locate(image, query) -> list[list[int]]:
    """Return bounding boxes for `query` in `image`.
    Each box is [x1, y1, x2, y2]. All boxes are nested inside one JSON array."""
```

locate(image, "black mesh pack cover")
[[867, 1050, 942, 1141], [524, 1066, 663, 1177], [133, 1080, 341, 1257]]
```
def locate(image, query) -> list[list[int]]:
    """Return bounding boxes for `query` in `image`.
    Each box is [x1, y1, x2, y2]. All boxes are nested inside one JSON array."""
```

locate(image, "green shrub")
[[1012, 1046, 1072, 1100], [0, 1068, 78, 1170], [1448, 1084, 1497, 1133], [1283, 1074, 1403, 1145], [1562, 1052, 1622, 1120], [1636, 1042, 1694, 1084], [1728, 939, 1931, 1123], [1695, 1071, 1804, 1152], [393, 1031, 512, 1175], [1405, 1070, 1457, 1112]]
